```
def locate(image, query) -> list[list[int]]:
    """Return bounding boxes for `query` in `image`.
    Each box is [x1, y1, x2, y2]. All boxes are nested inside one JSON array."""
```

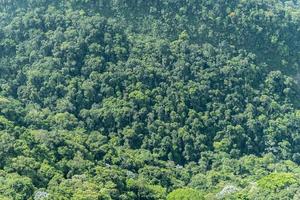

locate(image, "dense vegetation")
[[1, 0, 300, 199]]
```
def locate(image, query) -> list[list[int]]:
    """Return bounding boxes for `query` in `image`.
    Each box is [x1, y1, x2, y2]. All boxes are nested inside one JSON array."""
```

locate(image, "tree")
[[166, 188, 204, 200]]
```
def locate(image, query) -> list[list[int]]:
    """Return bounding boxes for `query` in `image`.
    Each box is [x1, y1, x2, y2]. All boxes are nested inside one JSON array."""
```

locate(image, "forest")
[[1, 0, 300, 199]]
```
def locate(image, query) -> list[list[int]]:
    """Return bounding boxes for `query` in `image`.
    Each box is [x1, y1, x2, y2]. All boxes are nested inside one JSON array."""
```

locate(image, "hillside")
[[1, 0, 300, 199]]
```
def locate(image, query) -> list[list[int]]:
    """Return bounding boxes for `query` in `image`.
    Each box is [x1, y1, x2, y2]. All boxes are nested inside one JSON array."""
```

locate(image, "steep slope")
[[0, 0, 300, 199]]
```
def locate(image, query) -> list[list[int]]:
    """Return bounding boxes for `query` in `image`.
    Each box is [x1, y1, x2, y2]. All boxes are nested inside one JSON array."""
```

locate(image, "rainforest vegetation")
[[1, 0, 300, 199]]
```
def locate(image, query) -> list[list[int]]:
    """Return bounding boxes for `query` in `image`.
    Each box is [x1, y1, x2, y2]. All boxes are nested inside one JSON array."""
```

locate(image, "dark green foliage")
[[1, 0, 300, 199]]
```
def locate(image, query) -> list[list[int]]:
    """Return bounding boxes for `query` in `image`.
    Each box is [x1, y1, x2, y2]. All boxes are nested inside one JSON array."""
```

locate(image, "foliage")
[[257, 173, 297, 191], [0, 0, 300, 199], [166, 188, 204, 200]]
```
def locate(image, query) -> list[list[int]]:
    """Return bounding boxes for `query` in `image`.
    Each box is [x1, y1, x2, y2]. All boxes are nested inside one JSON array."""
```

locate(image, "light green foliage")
[[0, 0, 300, 199], [257, 173, 297, 191], [0, 115, 13, 129], [0, 171, 34, 200], [167, 188, 204, 200]]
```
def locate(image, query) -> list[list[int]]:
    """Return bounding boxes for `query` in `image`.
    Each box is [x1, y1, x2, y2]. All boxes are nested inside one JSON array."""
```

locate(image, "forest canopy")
[[1, 0, 300, 199]]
